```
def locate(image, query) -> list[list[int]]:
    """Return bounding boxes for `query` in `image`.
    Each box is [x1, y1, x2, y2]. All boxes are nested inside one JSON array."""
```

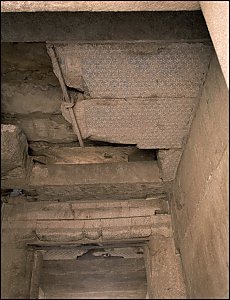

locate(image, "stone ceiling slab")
[[71, 98, 198, 149], [51, 42, 212, 99]]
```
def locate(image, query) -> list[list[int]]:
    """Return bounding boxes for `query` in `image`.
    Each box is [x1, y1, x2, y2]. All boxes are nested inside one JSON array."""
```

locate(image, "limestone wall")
[[171, 52, 229, 298], [200, 1, 229, 88]]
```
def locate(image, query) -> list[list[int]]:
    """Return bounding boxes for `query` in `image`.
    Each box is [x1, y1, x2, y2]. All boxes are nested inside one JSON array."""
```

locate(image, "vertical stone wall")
[[145, 235, 186, 299], [171, 52, 229, 298]]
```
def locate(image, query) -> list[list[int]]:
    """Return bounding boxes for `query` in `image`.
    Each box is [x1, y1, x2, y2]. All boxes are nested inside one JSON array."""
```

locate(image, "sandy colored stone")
[[1, 124, 30, 178], [146, 236, 187, 299], [2, 114, 77, 143], [3, 96, 199, 147], [22, 161, 167, 201], [1, 1, 200, 12], [171, 52, 229, 297], [51, 42, 212, 98], [200, 1, 229, 88], [35, 215, 171, 242], [2, 160, 170, 200], [70, 98, 198, 149], [172, 53, 228, 244], [158, 149, 183, 181], [1, 81, 62, 115]]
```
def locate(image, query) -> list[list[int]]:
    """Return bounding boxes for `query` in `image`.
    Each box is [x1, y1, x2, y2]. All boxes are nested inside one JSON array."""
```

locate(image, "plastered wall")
[[171, 52, 229, 298]]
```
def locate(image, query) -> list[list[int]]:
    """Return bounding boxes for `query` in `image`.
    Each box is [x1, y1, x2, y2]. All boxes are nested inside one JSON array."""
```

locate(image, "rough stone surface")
[[1, 220, 36, 299], [68, 98, 198, 149], [1, 197, 172, 299], [23, 183, 169, 202], [2, 42, 52, 70], [1, 245, 33, 299], [171, 53, 229, 298], [51, 42, 212, 98], [2, 95, 198, 147], [29, 162, 161, 186], [2, 43, 63, 115], [1, 124, 31, 178], [1, 11, 210, 43], [1, 1, 200, 12], [146, 236, 187, 299], [1, 78, 62, 115], [157, 149, 183, 181], [2, 161, 171, 200], [23, 162, 168, 201], [2, 114, 78, 143]]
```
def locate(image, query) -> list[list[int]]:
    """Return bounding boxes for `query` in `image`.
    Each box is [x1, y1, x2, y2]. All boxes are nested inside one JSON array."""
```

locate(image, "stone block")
[[51, 42, 212, 99], [2, 114, 77, 143], [147, 236, 187, 299], [158, 149, 183, 181], [20, 161, 166, 201], [1, 124, 30, 178], [2, 11, 210, 42], [1, 81, 62, 115], [69, 98, 198, 149]]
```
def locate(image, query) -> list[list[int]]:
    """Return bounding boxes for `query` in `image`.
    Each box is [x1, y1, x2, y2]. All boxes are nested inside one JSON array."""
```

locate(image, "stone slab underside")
[[2, 97, 198, 148], [52, 42, 212, 99], [47, 42, 212, 150], [68, 98, 198, 149], [1, 11, 209, 43]]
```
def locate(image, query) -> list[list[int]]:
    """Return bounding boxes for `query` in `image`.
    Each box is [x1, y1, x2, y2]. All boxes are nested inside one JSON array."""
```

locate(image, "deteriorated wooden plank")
[[44, 290, 146, 299], [42, 257, 145, 273], [40, 258, 147, 298]]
